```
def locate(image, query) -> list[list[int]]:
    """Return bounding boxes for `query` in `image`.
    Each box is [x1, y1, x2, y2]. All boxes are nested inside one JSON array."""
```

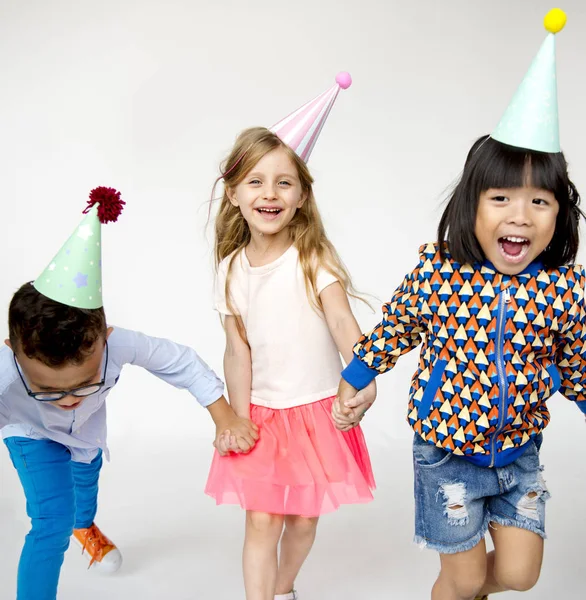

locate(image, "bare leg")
[[431, 539, 487, 600], [479, 523, 543, 595], [243, 511, 285, 600], [274, 515, 319, 595]]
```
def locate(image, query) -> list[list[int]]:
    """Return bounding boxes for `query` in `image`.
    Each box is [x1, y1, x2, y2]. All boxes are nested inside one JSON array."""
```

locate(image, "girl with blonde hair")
[[205, 74, 376, 600]]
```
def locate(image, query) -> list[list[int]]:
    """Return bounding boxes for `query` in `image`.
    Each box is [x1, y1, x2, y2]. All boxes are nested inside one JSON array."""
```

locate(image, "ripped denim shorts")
[[413, 433, 549, 554]]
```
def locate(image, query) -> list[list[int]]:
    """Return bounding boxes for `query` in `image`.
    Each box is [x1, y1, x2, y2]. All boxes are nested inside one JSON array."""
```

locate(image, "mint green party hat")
[[491, 8, 567, 153], [33, 187, 125, 309]]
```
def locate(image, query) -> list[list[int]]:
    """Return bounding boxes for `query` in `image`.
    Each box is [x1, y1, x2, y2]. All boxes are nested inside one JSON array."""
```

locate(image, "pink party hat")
[[270, 72, 352, 162]]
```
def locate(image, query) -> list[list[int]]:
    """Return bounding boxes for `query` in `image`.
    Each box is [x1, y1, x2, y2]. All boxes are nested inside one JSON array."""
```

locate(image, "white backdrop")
[[1, 1, 585, 598]]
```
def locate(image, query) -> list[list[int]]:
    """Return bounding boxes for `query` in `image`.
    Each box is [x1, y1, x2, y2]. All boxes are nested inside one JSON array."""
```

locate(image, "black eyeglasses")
[[14, 344, 109, 402]]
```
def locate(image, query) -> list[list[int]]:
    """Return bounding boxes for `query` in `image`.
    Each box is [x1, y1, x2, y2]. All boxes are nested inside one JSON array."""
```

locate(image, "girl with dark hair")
[[334, 10, 585, 600]]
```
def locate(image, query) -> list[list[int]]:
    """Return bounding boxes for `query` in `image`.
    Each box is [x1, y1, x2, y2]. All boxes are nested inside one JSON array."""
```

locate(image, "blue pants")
[[4, 437, 102, 600]]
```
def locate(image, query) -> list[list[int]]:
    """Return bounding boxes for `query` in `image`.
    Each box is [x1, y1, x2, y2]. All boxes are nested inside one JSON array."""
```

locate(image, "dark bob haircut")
[[438, 135, 583, 269], [8, 282, 107, 367]]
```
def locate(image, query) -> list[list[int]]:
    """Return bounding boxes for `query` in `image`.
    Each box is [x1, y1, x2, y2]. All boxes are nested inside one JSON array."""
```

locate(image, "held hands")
[[332, 379, 376, 431], [213, 413, 259, 456]]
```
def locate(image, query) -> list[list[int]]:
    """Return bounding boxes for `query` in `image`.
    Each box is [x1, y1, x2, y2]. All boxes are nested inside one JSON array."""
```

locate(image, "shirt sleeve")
[[0, 395, 9, 429], [341, 254, 427, 390], [316, 266, 339, 295], [109, 328, 225, 408], [556, 267, 586, 414], [215, 256, 235, 315]]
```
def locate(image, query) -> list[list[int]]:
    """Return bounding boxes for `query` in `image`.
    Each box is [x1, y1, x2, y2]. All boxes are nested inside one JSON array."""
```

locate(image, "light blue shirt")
[[0, 326, 224, 463]]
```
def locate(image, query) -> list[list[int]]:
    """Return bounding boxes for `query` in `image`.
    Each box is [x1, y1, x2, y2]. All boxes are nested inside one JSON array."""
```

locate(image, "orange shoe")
[[72, 523, 123, 573]]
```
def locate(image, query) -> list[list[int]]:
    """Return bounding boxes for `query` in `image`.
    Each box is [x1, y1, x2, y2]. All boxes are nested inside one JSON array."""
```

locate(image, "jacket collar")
[[480, 258, 544, 279]]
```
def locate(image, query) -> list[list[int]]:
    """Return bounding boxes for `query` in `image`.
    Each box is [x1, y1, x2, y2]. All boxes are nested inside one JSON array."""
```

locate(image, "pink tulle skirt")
[[205, 396, 375, 517]]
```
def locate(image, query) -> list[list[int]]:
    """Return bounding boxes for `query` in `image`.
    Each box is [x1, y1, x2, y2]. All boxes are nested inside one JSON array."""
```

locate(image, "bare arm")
[[320, 281, 362, 366], [321, 282, 376, 429], [224, 315, 253, 419], [212, 315, 258, 454]]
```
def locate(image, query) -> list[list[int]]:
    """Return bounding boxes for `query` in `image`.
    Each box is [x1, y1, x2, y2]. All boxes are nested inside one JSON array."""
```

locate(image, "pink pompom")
[[335, 72, 352, 89]]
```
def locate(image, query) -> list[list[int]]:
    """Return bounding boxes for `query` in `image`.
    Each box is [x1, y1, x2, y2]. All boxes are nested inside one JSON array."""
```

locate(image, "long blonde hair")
[[213, 127, 360, 330]]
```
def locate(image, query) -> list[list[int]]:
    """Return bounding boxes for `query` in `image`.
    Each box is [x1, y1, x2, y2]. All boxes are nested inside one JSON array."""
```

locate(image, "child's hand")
[[214, 430, 237, 456], [347, 380, 376, 419], [332, 396, 359, 431], [332, 379, 376, 431], [332, 378, 360, 430], [214, 415, 259, 456]]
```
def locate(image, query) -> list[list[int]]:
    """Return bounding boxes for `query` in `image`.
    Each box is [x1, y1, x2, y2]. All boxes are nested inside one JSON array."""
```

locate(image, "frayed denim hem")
[[488, 513, 547, 539], [414, 514, 491, 555]]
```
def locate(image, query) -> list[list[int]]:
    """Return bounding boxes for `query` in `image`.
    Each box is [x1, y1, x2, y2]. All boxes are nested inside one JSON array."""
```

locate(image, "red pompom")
[[84, 187, 125, 224]]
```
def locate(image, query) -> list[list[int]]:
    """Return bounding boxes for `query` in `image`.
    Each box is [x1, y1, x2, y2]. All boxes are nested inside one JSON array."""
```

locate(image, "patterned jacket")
[[342, 242, 586, 467]]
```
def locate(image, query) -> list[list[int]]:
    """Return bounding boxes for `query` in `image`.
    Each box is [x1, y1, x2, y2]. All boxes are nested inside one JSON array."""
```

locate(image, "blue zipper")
[[490, 286, 510, 467]]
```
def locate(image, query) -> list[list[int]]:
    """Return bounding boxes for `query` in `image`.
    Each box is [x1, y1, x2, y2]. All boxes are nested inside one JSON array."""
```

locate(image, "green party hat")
[[491, 8, 567, 153], [33, 187, 125, 309]]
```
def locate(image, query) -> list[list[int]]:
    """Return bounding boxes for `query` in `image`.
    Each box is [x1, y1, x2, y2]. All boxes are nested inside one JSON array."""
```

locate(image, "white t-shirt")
[[215, 245, 343, 409]]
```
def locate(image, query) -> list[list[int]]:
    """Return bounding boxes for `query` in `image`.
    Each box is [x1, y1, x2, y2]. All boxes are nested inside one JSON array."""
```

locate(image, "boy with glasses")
[[0, 187, 258, 600]]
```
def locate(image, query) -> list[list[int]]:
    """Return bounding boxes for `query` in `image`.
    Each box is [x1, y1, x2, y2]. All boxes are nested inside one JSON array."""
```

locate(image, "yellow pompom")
[[544, 8, 567, 34]]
